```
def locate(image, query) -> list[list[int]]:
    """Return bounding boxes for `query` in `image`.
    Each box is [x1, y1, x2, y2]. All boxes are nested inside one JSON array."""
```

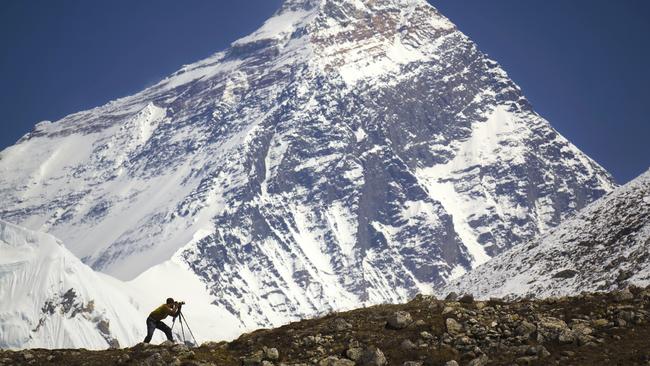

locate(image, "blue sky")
[[1, 0, 648, 183]]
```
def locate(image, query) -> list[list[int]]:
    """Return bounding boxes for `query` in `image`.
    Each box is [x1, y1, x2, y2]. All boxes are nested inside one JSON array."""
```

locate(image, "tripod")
[[171, 306, 198, 346]]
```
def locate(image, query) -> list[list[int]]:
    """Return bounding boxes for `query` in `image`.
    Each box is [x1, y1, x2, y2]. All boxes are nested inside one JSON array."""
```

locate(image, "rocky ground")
[[2, 286, 650, 366]]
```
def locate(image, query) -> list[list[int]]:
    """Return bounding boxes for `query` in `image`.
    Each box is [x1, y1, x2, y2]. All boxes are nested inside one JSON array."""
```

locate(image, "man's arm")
[[171, 302, 183, 317]]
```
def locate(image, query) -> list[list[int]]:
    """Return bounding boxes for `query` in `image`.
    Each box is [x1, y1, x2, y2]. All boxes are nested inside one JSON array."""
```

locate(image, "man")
[[143, 297, 183, 343]]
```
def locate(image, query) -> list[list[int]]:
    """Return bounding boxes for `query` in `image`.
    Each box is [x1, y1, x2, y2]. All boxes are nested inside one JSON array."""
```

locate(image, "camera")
[[176, 301, 186, 305]]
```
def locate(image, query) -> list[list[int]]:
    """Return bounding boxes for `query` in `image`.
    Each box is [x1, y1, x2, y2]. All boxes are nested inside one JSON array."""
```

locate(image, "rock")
[[171, 343, 190, 353], [403, 362, 423, 366], [591, 318, 609, 327], [346, 347, 364, 361], [459, 294, 474, 303], [553, 269, 578, 279], [445, 292, 459, 301], [515, 321, 536, 338], [613, 288, 634, 302], [318, 356, 342, 366], [461, 351, 477, 360], [400, 339, 417, 351], [21, 351, 34, 361], [537, 317, 570, 342], [444, 361, 459, 366], [263, 347, 280, 361], [160, 340, 175, 347], [467, 355, 489, 366], [143, 353, 163, 366], [442, 306, 456, 315], [261, 362, 274, 366], [619, 310, 636, 322], [576, 333, 596, 346], [331, 318, 353, 331], [515, 356, 538, 365], [302, 335, 319, 346], [446, 318, 463, 335], [571, 322, 594, 335], [243, 350, 265, 366], [387, 311, 413, 329], [420, 331, 433, 340], [359, 346, 387, 366], [117, 354, 131, 364], [558, 329, 575, 344], [409, 319, 427, 328], [538, 346, 551, 358]]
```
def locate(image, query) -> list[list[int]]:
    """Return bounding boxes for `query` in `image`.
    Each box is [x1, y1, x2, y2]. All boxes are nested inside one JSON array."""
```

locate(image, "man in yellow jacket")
[[143, 297, 182, 343]]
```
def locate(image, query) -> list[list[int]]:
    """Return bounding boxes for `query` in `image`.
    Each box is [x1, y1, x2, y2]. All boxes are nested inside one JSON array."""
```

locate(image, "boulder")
[[318, 357, 354, 366], [537, 317, 570, 342], [571, 322, 594, 336], [515, 321, 536, 338], [263, 347, 280, 361], [331, 318, 353, 331], [613, 288, 634, 302], [459, 294, 474, 304], [591, 318, 609, 328], [346, 347, 364, 361], [387, 311, 413, 329], [446, 292, 459, 301], [558, 329, 575, 344], [446, 318, 463, 335], [359, 346, 387, 366], [400, 339, 417, 351], [467, 355, 489, 366]]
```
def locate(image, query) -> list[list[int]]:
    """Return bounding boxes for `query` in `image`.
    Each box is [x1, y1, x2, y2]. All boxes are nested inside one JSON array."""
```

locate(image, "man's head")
[[166, 297, 175, 305]]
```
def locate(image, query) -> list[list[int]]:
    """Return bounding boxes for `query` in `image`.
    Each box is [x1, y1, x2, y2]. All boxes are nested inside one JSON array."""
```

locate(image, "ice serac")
[[0, 0, 615, 331], [0, 220, 142, 350], [442, 168, 650, 300]]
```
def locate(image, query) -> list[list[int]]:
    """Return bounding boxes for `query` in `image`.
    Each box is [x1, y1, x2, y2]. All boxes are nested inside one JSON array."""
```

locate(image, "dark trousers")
[[143, 317, 173, 343]]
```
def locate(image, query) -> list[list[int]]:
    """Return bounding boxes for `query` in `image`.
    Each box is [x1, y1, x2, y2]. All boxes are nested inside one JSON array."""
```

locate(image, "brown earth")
[[2, 286, 650, 366]]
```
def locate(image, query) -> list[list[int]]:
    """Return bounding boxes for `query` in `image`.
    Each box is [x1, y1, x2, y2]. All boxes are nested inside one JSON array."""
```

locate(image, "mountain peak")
[[231, 0, 455, 86], [0, 0, 615, 345]]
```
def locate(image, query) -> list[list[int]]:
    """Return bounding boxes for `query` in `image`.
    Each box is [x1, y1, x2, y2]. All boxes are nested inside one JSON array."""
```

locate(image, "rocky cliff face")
[[0, 0, 614, 332], [443, 169, 650, 300]]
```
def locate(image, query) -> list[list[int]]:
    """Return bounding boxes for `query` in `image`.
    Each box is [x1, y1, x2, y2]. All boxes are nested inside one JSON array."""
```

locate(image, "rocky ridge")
[[443, 168, 650, 300], [2, 286, 650, 365]]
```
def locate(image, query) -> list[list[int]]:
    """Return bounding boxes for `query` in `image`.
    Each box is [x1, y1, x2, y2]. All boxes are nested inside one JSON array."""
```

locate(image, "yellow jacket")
[[148, 303, 179, 321]]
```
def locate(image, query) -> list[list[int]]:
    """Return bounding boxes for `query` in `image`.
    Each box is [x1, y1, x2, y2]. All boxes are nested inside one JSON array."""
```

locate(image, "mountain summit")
[[0, 0, 614, 331]]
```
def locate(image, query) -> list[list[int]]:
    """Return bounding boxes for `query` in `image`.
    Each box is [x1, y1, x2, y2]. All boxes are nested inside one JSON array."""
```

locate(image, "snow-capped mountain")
[[0, 219, 245, 349], [443, 168, 650, 300], [0, 220, 142, 349], [0, 0, 614, 333]]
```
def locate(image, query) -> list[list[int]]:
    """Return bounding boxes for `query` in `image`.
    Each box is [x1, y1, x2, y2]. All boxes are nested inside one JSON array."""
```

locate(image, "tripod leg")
[[179, 313, 186, 345], [180, 312, 199, 347]]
